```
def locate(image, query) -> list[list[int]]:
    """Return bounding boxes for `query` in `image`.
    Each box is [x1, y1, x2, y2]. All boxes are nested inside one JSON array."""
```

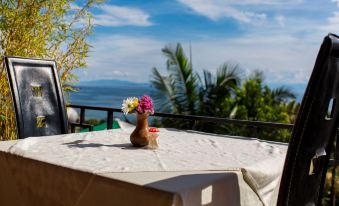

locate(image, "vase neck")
[[136, 113, 149, 129]]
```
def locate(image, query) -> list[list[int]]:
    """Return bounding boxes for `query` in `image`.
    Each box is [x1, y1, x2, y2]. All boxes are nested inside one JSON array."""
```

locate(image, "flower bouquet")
[[121, 95, 159, 149]]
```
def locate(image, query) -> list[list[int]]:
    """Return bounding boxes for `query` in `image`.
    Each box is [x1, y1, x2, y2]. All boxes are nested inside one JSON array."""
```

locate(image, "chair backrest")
[[277, 34, 339, 205], [4, 57, 68, 139]]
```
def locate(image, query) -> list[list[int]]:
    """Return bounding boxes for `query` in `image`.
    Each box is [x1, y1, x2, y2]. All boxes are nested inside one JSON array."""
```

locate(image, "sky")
[[74, 0, 339, 87]]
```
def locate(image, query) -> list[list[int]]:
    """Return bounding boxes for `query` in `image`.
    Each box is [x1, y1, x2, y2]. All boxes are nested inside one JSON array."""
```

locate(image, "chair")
[[277, 34, 339, 205], [4, 57, 68, 139]]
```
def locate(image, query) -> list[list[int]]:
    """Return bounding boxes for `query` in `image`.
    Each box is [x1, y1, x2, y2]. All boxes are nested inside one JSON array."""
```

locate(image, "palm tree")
[[151, 44, 242, 117], [151, 43, 242, 130], [151, 43, 199, 115], [270, 87, 296, 104], [150, 44, 297, 141], [198, 63, 241, 117]]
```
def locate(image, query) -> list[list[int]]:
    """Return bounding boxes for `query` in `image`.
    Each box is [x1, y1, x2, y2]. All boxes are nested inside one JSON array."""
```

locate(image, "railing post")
[[89, 125, 94, 132], [192, 120, 198, 130], [80, 108, 85, 126], [71, 124, 75, 133], [255, 126, 260, 139], [250, 126, 259, 138], [107, 111, 113, 130]]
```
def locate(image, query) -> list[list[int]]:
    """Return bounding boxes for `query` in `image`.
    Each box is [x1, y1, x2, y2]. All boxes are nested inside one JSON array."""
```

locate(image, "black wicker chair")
[[277, 34, 339, 205], [4, 57, 68, 139]]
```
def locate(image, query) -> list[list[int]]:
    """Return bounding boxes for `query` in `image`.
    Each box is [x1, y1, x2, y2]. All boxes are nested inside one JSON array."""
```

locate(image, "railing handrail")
[[68, 104, 121, 112], [67, 104, 294, 130]]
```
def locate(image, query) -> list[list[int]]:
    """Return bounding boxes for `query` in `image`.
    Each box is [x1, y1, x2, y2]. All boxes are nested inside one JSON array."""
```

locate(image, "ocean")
[[68, 80, 306, 120], [68, 85, 153, 120]]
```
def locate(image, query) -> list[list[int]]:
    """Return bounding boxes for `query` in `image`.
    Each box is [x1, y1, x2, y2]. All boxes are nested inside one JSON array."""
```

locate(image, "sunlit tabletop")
[[0, 124, 287, 206]]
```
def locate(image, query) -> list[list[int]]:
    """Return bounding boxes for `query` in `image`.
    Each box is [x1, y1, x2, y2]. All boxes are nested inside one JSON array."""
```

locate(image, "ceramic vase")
[[130, 113, 149, 147]]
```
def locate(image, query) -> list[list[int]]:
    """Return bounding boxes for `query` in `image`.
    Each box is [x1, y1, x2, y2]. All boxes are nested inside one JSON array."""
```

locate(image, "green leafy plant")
[[0, 0, 102, 140], [151, 43, 298, 142]]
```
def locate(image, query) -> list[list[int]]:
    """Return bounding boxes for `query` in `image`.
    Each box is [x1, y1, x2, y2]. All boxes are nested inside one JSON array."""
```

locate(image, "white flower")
[[121, 97, 139, 115]]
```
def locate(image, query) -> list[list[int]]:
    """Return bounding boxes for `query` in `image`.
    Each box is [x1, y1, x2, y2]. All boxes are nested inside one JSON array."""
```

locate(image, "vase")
[[130, 113, 150, 147]]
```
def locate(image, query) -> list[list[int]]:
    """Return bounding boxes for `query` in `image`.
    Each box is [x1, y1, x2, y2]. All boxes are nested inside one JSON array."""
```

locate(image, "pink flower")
[[136, 95, 154, 114]]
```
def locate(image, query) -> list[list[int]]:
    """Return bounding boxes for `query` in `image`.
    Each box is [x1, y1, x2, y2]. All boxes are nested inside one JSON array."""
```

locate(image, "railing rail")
[[68, 104, 294, 129]]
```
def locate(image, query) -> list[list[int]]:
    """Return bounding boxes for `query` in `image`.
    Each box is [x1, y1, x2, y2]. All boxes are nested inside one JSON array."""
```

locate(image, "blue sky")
[[74, 0, 339, 86]]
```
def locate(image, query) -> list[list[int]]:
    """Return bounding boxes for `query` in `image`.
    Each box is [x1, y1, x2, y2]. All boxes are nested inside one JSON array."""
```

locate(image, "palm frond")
[[271, 86, 296, 102], [249, 70, 264, 83], [203, 70, 213, 89], [217, 63, 241, 87], [150, 67, 176, 112], [162, 43, 199, 114]]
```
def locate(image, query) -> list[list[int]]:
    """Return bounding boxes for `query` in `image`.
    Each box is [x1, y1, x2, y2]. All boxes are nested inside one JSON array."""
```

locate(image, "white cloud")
[[315, 2, 339, 35], [320, 12, 339, 34], [224, 0, 303, 5], [93, 4, 152, 27], [79, 35, 165, 82], [77, 0, 328, 85], [177, 0, 267, 24], [189, 34, 318, 85], [332, 0, 339, 7], [329, 12, 339, 25], [69, 3, 81, 10], [111, 70, 130, 77], [176, 0, 303, 24], [78, 32, 321, 85], [275, 15, 285, 26]]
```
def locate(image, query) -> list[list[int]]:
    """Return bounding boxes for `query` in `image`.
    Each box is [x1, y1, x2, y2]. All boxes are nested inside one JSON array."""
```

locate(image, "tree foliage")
[[151, 43, 299, 142], [0, 0, 101, 140], [198, 63, 241, 117], [232, 71, 295, 123], [231, 71, 296, 141], [151, 43, 200, 115]]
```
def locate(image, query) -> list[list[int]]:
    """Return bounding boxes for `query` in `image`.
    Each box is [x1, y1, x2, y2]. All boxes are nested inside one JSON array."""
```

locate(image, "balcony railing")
[[67, 104, 339, 204]]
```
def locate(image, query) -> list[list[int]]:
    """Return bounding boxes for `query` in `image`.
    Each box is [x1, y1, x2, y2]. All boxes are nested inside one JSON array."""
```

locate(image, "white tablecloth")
[[1, 126, 287, 206]]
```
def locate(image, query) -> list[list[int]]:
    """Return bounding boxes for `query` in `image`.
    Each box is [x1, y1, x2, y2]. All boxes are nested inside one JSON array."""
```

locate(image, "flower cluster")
[[121, 97, 139, 115], [121, 95, 154, 115], [136, 95, 154, 114]]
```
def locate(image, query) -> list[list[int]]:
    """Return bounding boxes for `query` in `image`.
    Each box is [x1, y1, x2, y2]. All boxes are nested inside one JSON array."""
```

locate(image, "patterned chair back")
[[4, 57, 68, 139]]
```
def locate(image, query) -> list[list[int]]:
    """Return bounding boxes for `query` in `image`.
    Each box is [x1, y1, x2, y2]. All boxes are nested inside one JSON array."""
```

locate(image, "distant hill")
[[76, 79, 150, 88]]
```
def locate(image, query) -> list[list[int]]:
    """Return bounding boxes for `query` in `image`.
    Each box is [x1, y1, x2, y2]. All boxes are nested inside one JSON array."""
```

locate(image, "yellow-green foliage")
[[0, 0, 101, 140]]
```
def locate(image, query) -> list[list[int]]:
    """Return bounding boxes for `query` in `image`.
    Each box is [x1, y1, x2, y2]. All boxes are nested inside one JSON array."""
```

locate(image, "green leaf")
[[0, 0, 101, 140]]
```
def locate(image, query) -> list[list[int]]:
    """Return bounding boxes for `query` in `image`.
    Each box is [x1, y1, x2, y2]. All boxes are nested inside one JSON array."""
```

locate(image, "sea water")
[[68, 85, 153, 120], [68, 83, 305, 121]]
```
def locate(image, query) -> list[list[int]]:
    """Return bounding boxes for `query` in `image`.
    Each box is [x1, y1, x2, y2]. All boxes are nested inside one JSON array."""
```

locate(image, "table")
[[0, 124, 287, 206]]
